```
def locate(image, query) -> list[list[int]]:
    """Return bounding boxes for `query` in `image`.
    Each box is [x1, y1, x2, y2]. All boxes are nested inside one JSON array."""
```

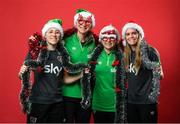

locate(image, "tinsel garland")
[[56, 42, 89, 73], [80, 72, 91, 110], [140, 39, 161, 103], [20, 32, 44, 114], [19, 32, 88, 114], [81, 44, 127, 123], [19, 69, 31, 114]]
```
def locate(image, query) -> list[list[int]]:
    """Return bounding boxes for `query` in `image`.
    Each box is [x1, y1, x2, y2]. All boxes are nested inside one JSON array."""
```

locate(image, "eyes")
[[77, 19, 92, 26], [48, 30, 60, 34], [47, 29, 60, 35], [102, 37, 116, 42], [125, 31, 138, 36]]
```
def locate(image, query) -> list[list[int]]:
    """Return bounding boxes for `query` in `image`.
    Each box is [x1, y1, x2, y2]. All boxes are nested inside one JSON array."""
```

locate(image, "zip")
[[78, 39, 84, 52], [107, 55, 110, 66]]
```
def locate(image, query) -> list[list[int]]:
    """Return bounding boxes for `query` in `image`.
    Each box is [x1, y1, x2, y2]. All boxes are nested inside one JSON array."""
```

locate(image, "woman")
[[19, 19, 87, 123], [62, 8, 97, 123], [82, 25, 127, 123], [122, 22, 164, 123]]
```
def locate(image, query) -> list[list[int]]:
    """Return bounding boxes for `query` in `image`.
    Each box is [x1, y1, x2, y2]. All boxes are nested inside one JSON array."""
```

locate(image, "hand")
[[80, 68, 90, 78], [80, 71, 84, 78], [18, 65, 29, 78], [84, 68, 90, 74], [29, 35, 36, 41]]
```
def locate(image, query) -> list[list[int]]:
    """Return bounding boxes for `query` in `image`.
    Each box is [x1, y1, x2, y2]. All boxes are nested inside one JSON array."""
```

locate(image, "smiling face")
[[76, 17, 92, 34], [125, 28, 140, 47], [101, 35, 116, 52], [45, 28, 61, 47]]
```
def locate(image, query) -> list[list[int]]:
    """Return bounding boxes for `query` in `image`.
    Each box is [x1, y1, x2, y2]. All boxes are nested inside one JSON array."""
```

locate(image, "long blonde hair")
[[124, 35, 142, 74]]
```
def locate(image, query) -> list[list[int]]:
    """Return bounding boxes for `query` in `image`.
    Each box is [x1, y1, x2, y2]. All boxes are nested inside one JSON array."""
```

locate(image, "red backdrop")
[[0, 0, 179, 122]]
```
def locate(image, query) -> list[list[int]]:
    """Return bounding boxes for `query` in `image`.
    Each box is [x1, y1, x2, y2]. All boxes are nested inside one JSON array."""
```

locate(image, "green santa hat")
[[122, 22, 144, 46], [42, 19, 64, 39], [99, 24, 120, 42], [74, 9, 95, 28]]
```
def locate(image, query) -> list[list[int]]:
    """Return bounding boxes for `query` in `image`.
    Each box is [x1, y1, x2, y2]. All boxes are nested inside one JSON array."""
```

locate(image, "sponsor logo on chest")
[[128, 63, 138, 75], [44, 63, 62, 76]]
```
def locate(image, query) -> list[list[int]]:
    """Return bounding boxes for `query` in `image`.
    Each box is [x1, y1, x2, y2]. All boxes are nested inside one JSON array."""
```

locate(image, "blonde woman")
[[122, 22, 164, 123]]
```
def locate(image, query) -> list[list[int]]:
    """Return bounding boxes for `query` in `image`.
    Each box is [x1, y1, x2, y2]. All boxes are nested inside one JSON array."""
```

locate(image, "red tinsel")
[[24, 89, 30, 97], [37, 66, 44, 73], [112, 60, 120, 67], [115, 87, 121, 93], [28, 32, 46, 60], [125, 82, 128, 89], [89, 61, 97, 65]]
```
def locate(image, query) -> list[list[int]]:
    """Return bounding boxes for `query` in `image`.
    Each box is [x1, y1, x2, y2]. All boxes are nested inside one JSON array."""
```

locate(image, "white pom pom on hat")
[[42, 19, 64, 39], [74, 9, 95, 28], [99, 24, 120, 42]]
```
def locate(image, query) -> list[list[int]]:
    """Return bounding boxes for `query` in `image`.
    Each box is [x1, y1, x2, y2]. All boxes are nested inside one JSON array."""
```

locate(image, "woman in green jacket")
[[82, 25, 127, 123]]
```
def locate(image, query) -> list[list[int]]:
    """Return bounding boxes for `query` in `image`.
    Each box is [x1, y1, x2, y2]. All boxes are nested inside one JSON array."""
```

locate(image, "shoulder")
[[64, 33, 76, 41], [90, 44, 103, 60], [64, 27, 77, 38], [148, 45, 160, 61], [148, 46, 159, 56]]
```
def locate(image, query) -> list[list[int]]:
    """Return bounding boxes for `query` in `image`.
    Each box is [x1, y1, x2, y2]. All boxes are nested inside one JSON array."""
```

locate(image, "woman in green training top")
[[82, 25, 127, 123], [63, 9, 97, 123]]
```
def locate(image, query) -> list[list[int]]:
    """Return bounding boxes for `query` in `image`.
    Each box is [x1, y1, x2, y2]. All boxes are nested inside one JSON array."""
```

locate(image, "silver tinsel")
[[80, 72, 92, 110], [140, 39, 161, 103]]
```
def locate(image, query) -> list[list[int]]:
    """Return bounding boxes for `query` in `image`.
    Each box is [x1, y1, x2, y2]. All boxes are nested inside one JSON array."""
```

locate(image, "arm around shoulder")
[[63, 70, 83, 84]]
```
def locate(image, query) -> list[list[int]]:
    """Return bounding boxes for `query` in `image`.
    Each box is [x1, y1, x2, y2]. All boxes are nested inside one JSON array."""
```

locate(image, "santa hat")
[[99, 24, 120, 42], [122, 22, 144, 46], [42, 19, 64, 39], [74, 9, 95, 28]]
